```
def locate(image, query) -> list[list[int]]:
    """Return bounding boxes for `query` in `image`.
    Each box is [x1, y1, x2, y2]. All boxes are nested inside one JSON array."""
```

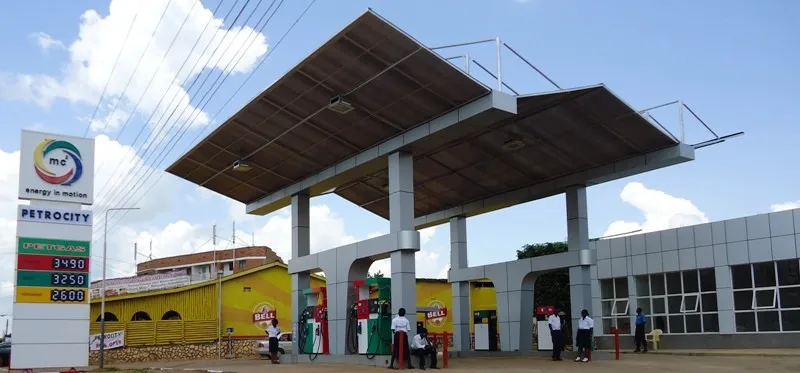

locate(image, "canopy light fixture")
[[328, 95, 354, 114], [232, 160, 252, 172], [502, 135, 525, 151]]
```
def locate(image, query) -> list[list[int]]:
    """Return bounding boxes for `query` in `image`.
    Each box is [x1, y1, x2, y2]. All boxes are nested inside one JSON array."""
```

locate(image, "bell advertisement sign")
[[18, 130, 95, 205]]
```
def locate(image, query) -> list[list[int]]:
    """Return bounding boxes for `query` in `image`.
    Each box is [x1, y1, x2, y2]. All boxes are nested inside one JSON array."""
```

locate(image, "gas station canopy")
[[167, 10, 686, 225]]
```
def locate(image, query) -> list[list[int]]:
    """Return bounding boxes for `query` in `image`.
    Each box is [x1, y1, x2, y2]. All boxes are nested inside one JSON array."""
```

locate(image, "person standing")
[[266, 318, 281, 364], [548, 309, 564, 361], [389, 307, 415, 369], [574, 310, 594, 363], [634, 307, 647, 353]]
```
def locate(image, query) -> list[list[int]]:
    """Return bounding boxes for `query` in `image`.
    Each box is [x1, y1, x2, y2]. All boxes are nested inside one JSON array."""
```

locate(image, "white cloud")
[[29, 32, 66, 51], [603, 182, 709, 237], [771, 201, 800, 212], [1, 0, 268, 134]]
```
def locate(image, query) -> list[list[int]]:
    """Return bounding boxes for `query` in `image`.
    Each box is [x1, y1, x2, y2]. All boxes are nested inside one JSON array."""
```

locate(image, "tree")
[[368, 270, 385, 278], [517, 242, 571, 315]]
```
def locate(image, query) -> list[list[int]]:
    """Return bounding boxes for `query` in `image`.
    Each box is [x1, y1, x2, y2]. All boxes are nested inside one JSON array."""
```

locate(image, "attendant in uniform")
[[574, 309, 594, 363], [389, 307, 415, 369], [634, 307, 647, 353], [266, 318, 281, 364], [411, 327, 439, 370], [548, 309, 564, 361]]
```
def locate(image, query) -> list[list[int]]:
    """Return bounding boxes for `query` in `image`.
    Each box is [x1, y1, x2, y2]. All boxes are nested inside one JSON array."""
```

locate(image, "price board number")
[[52, 257, 87, 271], [50, 289, 87, 303], [50, 272, 87, 287]]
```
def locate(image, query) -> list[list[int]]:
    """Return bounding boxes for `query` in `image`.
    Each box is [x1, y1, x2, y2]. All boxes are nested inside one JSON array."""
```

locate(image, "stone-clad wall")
[[88, 340, 261, 364]]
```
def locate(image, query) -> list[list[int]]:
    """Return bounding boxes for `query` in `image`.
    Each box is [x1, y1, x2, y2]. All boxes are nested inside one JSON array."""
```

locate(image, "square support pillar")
[[388, 151, 417, 334], [566, 186, 592, 337], [290, 193, 310, 363], [449, 216, 471, 352]]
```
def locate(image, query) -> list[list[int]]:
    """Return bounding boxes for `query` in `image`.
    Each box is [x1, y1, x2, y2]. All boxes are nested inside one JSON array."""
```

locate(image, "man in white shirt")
[[389, 307, 414, 369], [547, 309, 565, 361], [411, 328, 439, 370]]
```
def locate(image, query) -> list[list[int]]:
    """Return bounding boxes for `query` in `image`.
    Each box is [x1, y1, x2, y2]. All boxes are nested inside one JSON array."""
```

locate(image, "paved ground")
[[101, 353, 800, 373]]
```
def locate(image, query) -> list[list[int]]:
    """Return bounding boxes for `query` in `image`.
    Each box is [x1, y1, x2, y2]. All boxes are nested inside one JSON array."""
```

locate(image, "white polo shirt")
[[391, 315, 411, 333], [547, 315, 562, 331], [578, 316, 594, 330]]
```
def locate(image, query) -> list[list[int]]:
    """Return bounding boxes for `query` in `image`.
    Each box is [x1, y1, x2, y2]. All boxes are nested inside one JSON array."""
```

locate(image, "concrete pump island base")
[[166, 9, 737, 365]]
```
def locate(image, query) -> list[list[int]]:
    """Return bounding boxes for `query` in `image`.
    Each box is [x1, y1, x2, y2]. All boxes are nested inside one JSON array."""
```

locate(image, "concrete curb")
[[147, 368, 234, 373], [598, 350, 800, 358]]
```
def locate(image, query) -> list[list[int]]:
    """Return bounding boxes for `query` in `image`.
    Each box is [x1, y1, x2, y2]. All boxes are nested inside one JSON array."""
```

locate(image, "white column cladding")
[[566, 186, 593, 338], [449, 216, 471, 352], [627, 274, 638, 335], [290, 193, 310, 363], [388, 151, 417, 334], [715, 265, 735, 334]]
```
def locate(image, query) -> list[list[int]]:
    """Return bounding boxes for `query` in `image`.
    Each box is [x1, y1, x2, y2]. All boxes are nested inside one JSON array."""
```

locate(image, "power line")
[[81, 1, 144, 137], [92, 0, 235, 205], [97, 0, 298, 236], [92, 0, 262, 235], [88, 0, 176, 144]]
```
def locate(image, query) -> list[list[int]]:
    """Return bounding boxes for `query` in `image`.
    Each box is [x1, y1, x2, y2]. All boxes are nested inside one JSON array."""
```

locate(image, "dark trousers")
[[413, 347, 437, 369], [550, 330, 563, 359], [390, 332, 413, 368], [634, 324, 647, 351]]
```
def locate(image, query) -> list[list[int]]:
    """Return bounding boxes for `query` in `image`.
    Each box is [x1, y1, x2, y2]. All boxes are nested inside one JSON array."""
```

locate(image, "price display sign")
[[16, 286, 88, 304], [17, 254, 90, 272]]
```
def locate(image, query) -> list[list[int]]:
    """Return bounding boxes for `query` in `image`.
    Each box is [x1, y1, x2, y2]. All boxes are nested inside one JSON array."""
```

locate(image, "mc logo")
[[33, 139, 83, 186]]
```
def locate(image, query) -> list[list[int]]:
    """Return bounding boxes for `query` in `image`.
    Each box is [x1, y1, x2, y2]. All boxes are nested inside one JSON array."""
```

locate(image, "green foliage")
[[368, 270, 385, 278], [516, 242, 571, 314]]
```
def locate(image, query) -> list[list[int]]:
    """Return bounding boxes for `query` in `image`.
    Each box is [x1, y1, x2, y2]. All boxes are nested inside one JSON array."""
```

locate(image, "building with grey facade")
[[592, 208, 800, 348]]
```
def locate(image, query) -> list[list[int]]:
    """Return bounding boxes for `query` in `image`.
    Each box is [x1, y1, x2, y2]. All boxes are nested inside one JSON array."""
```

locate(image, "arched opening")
[[95, 312, 118, 322], [162, 310, 182, 320], [131, 311, 152, 321]]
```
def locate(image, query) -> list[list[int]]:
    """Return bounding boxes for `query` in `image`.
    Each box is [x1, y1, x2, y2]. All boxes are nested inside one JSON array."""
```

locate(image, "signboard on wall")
[[252, 302, 278, 330], [89, 270, 190, 298], [17, 131, 95, 205], [89, 330, 125, 351], [12, 130, 95, 370]]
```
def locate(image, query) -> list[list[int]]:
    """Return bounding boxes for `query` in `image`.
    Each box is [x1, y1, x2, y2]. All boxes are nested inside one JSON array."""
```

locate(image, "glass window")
[[731, 265, 752, 289], [615, 278, 629, 298], [601, 279, 615, 299], [779, 287, 800, 309], [699, 268, 716, 292], [602, 301, 614, 317], [781, 310, 800, 331], [637, 298, 651, 314], [653, 315, 668, 333], [681, 295, 699, 312], [777, 260, 800, 286], [652, 297, 666, 314], [685, 314, 701, 333], [733, 290, 754, 311], [701, 293, 718, 312], [666, 272, 682, 294], [668, 296, 682, 313], [683, 271, 699, 293], [754, 289, 776, 309], [636, 276, 650, 296], [612, 300, 629, 316], [702, 313, 719, 333], [616, 317, 631, 334], [757, 311, 780, 331], [668, 315, 684, 333], [753, 262, 776, 288], [238, 260, 247, 269], [651, 274, 666, 296], [735, 312, 756, 332]]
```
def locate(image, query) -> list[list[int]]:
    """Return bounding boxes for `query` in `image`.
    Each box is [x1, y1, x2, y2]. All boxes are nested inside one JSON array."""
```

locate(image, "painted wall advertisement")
[[12, 130, 95, 369], [89, 331, 125, 351], [90, 270, 190, 299]]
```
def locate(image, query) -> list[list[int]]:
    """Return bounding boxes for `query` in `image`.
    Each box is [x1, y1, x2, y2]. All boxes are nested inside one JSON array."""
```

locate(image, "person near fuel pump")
[[574, 309, 594, 363], [266, 318, 281, 364], [388, 307, 414, 370], [411, 327, 439, 370], [548, 308, 565, 361], [634, 307, 648, 353]]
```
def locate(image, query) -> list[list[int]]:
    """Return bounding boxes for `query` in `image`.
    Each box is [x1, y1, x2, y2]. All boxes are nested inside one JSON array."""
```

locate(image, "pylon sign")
[[12, 130, 95, 369]]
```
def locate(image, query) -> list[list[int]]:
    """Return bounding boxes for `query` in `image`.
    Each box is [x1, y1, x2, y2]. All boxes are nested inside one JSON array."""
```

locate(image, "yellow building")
[[90, 263, 499, 353]]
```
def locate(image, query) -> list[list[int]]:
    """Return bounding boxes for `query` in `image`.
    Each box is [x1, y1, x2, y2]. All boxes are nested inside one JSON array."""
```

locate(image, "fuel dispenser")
[[473, 310, 498, 351], [352, 278, 392, 356], [536, 305, 554, 351], [299, 287, 328, 357]]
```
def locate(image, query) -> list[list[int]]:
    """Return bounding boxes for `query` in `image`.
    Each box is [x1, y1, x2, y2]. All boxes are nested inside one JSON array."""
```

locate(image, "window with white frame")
[[600, 277, 631, 335], [732, 259, 800, 332], [634, 268, 718, 334]]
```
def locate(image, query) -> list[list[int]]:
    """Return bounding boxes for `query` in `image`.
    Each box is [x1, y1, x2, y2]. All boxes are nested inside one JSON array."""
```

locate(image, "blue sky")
[[0, 0, 798, 314]]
